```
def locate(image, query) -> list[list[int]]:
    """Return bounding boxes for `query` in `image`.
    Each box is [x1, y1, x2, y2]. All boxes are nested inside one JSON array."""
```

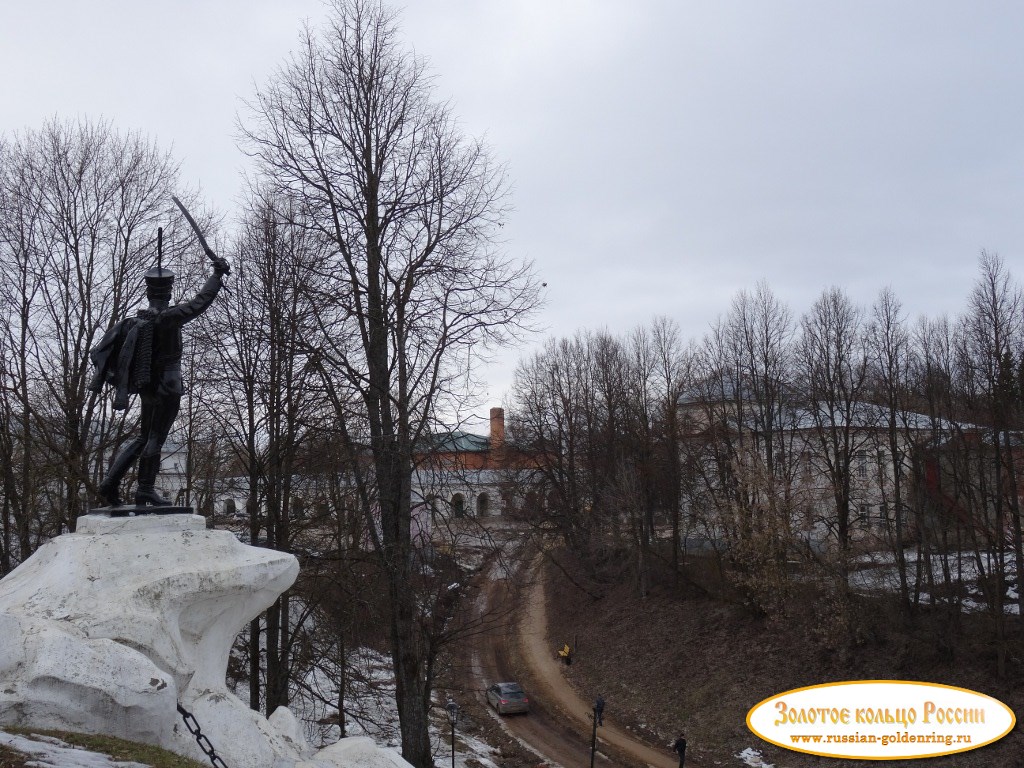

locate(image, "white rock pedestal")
[[0, 513, 409, 768]]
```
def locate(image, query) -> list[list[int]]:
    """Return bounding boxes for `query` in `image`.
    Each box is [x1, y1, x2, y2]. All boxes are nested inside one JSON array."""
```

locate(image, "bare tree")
[[509, 321, 694, 599], [966, 252, 1023, 619], [649, 317, 691, 581], [680, 284, 801, 615], [239, 2, 539, 763], [509, 331, 627, 565], [865, 287, 914, 613], [0, 117, 180, 559], [197, 192, 326, 715], [952, 252, 1024, 673], [796, 287, 869, 598], [907, 312, 986, 660]]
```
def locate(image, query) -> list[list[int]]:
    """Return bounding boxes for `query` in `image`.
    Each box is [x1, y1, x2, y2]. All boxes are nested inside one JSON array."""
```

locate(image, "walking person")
[[672, 732, 687, 767], [594, 694, 605, 726]]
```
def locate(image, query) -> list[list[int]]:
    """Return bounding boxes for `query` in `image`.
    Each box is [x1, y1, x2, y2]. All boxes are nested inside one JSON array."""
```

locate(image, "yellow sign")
[[746, 680, 1015, 760]]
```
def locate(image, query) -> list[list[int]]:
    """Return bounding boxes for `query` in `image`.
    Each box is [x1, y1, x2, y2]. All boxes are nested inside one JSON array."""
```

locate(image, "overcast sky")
[[3, 1, 1023, 427]]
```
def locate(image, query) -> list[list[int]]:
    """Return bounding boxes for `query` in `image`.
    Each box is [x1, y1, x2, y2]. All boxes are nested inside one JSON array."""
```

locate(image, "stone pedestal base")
[[0, 511, 409, 767], [89, 504, 194, 518], [76, 513, 205, 535]]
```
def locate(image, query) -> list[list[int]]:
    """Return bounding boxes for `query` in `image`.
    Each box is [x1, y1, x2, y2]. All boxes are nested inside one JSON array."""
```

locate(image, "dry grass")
[[544, 547, 1024, 768], [2, 728, 208, 768], [0, 744, 29, 768]]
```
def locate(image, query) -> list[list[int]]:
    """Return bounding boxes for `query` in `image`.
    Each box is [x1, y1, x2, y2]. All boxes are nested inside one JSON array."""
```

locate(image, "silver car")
[[486, 682, 530, 715]]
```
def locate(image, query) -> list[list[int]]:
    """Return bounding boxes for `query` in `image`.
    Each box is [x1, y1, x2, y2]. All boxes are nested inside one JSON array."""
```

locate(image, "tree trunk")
[[249, 618, 262, 712]]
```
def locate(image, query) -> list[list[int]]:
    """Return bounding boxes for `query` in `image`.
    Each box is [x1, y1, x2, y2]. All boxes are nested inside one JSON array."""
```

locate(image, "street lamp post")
[[445, 697, 460, 768], [590, 707, 598, 768]]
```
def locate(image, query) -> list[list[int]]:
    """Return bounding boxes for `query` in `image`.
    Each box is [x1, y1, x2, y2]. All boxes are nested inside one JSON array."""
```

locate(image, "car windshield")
[[500, 684, 525, 698]]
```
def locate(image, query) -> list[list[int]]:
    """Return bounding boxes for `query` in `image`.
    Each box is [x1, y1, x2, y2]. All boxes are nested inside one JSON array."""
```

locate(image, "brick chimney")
[[489, 407, 505, 449]]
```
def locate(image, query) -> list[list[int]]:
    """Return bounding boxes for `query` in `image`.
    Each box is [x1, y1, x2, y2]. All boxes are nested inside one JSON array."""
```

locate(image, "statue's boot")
[[135, 454, 170, 506], [98, 478, 125, 507], [97, 441, 142, 507], [135, 485, 171, 506]]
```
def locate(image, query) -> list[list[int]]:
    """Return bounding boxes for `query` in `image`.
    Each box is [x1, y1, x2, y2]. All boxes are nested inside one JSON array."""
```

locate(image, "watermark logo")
[[746, 680, 1015, 760]]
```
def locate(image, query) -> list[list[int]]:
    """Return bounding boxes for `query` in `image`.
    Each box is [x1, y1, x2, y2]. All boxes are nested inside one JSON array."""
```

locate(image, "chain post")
[[177, 701, 230, 768]]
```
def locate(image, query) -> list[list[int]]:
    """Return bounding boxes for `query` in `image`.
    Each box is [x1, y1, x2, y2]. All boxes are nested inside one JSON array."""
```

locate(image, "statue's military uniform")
[[147, 273, 222, 396]]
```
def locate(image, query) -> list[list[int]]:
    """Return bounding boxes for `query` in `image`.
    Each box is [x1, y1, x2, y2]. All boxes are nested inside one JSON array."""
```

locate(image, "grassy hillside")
[[543, 547, 1023, 768]]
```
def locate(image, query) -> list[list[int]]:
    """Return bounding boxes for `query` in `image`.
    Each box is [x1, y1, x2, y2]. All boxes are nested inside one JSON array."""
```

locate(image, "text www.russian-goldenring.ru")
[[790, 732, 972, 747]]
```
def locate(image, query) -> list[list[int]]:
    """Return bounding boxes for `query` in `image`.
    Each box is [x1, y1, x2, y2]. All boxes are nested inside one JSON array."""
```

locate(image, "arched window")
[[451, 493, 465, 518], [477, 492, 490, 517]]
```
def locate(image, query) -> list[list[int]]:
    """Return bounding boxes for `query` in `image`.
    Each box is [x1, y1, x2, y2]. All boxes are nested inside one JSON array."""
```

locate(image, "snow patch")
[[850, 550, 1019, 614], [287, 645, 521, 768], [736, 746, 774, 767], [0, 730, 151, 768]]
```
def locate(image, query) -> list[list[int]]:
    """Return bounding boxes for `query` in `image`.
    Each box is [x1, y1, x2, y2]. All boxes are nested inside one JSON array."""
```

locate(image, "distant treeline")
[[505, 261, 1024, 676]]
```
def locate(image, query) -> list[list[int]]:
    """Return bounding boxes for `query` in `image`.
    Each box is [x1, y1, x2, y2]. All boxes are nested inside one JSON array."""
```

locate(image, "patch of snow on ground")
[[290, 645, 510, 768], [455, 730, 502, 768], [736, 746, 774, 767], [849, 550, 1019, 614], [293, 646, 403, 749], [0, 730, 151, 768]]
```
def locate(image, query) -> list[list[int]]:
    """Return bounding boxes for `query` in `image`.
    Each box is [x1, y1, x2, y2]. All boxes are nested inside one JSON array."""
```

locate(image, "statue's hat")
[[144, 266, 175, 300]]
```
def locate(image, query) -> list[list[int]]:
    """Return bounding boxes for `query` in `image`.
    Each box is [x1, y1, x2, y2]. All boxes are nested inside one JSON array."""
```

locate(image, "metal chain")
[[177, 701, 230, 768]]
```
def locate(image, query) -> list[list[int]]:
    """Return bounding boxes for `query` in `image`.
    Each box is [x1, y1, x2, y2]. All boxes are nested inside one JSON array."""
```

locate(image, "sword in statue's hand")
[[171, 195, 231, 291]]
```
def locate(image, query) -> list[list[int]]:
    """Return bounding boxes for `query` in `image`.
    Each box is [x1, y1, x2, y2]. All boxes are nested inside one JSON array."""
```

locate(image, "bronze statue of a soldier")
[[90, 213, 229, 510]]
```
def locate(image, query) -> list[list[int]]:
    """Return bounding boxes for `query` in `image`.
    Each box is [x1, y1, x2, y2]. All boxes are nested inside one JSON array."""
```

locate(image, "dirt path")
[[515, 556, 678, 768], [469, 547, 595, 768], [460, 524, 686, 768]]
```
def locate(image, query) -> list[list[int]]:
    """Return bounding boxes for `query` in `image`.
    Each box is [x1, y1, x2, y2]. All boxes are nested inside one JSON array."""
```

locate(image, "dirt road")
[[468, 545, 678, 768]]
